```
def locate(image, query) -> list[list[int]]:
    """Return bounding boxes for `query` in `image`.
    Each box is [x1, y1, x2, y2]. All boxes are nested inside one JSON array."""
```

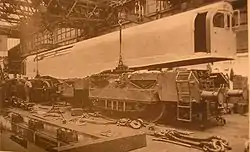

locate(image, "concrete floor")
[[133, 114, 249, 152], [1, 107, 249, 152]]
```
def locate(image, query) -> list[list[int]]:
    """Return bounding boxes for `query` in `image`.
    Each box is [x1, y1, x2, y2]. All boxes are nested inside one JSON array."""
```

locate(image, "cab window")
[[213, 12, 224, 28], [232, 10, 240, 27], [226, 14, 231, 29]]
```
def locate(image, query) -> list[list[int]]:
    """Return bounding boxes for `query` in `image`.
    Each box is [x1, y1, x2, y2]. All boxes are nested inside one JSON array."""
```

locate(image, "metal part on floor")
[[150, 129, 231, 152]]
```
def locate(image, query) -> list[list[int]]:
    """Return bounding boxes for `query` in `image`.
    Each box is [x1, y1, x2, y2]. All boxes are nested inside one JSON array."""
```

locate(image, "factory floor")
[[1, 104, 249, 152], [133, 114, 249, 152]]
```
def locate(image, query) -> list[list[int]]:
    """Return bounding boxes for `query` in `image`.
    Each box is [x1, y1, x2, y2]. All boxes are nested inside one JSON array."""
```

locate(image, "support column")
[[0, 35, 8, 69]]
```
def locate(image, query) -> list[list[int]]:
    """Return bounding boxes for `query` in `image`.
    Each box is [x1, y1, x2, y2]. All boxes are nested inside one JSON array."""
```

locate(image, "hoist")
[[115, 19, 129, 72]]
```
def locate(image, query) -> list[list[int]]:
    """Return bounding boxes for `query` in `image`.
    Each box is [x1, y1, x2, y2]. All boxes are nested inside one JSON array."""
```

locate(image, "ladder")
[[176, 71, 193, 122]]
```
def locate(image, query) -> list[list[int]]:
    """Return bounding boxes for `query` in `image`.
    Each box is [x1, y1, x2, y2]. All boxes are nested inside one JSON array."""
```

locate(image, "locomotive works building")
[[0, 1, 249, 152]]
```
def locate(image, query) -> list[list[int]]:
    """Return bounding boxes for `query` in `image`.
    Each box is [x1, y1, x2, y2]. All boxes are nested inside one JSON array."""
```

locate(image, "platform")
[[0, 107, 147, 152]]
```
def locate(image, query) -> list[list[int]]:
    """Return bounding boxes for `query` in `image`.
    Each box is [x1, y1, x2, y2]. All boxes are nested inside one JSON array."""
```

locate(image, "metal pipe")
[[201, 90, 224, 104], [134, 2, 137, 14], [227, 89, 248, 100], [115, 101, 118, 110], [111, 101, 114, 110], [123, 102, 126, 112], [201, 91, 219, 98], [152, 138, 192, 148], [227, 89, 243, 97]]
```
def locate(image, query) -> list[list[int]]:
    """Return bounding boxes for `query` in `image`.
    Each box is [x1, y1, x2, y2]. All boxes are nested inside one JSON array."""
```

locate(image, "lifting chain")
[[152, 129, 231, 152], [115, 19, 129, 71], [118, 19, 124, 67], [117, 118, 145, 129]]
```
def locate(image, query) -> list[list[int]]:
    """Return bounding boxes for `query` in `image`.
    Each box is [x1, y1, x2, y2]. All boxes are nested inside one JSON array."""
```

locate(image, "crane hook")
[[118, 19, 123, 27]]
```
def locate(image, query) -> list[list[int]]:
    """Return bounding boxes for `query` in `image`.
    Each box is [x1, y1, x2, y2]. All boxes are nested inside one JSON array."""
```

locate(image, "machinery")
[[2, 76, 61, 106], [226, 88, 249, 114], [29, 77, 61, 103], [89, 68, 228, 124]]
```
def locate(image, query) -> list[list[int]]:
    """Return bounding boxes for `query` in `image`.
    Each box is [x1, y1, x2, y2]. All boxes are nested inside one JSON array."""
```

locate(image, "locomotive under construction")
[[88, 67, 248, 123], [24, 1, 240, 78], [2, 1, 248, 125], [2, 68, 248, 125]]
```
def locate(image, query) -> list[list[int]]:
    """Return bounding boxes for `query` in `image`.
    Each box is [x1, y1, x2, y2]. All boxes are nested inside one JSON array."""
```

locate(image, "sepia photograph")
[[0, 0, 248, 152]]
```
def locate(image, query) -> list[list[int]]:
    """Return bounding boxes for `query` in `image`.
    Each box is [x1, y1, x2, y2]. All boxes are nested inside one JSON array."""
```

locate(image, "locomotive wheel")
[[98, 102, 166, 123], [133, 102, 166, 123]]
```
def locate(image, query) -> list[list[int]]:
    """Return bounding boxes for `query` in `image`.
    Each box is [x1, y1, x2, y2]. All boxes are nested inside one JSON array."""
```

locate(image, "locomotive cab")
[[194, 2, 240, 58], [210, 6, 239, 57]]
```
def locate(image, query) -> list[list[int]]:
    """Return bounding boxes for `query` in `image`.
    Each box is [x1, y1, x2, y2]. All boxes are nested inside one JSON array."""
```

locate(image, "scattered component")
[[130, 119, 144, 129], [88, 112, 102, 117], [117, 118, 144, 129], [45, 103, 67, 123], [38, 106, 50, 110], [62, 119, 67, 124], [76, 113, 89, 123], [215, 116, 226, 126], [11, 96, 35, 111], [147, 124, 157, 131], [152, 138, 194, 148], [47, 104, 60, 113], [10, 135, 28, 148], [32, 114, 47, 120], [28, 119, 44, 131], [100, 130, 112, 137], [57, 128, 78, 143], [44, 113, 61, 117], [71, 108, 84, 116], [151, 129, 231, 152], [11, 113, 23, 123]]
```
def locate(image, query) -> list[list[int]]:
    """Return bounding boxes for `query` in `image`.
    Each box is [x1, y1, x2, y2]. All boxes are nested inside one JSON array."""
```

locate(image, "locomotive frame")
[[88, 69, 229, 125]]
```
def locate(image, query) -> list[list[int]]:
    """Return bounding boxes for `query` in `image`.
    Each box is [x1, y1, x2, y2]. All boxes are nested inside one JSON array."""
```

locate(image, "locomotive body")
[[89, 69, 227, 123], [24, 1, 239, 79]]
